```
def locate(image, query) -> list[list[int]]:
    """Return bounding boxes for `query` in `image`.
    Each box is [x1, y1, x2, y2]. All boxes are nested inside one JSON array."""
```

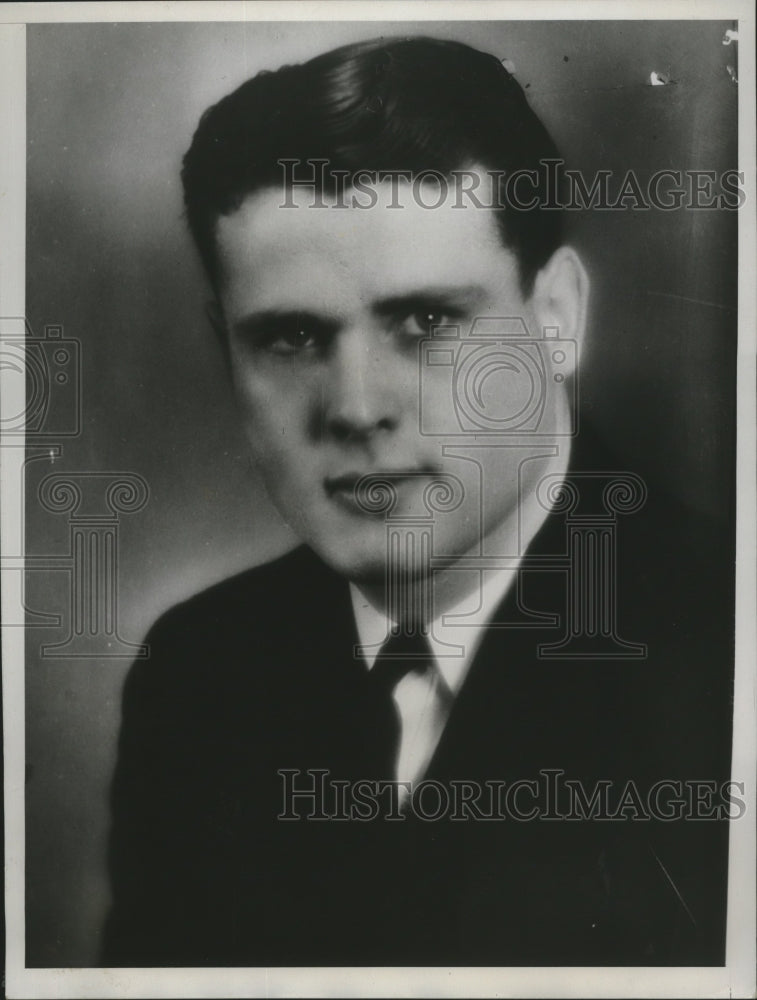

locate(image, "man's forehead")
[[214, 171, 520, 307]]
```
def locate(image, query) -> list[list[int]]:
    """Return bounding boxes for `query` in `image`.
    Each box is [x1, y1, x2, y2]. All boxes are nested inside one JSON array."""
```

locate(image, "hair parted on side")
[[181, 36, 565, 295]]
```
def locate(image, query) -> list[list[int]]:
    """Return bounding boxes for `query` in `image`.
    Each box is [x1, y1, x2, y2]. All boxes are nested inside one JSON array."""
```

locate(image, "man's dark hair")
[[182, 36, 564, 295]]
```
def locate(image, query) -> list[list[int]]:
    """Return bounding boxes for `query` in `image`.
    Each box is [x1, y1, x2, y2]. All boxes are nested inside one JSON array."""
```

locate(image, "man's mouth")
[[324, 468, 438, 514]]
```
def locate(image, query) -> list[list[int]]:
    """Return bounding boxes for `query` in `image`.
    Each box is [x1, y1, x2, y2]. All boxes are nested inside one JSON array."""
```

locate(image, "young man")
[[103, 36, 733, 967]]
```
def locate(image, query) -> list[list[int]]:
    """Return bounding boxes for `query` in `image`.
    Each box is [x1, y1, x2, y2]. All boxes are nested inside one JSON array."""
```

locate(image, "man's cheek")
[[241, 391, 294, 442], [242, 417, 288, 479], [254, 427, 314, 492]]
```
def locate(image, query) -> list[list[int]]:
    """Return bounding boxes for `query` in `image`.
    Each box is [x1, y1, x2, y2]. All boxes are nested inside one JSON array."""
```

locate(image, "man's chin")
[[306, 535, 433, 587], [311, 543, 389, 585]]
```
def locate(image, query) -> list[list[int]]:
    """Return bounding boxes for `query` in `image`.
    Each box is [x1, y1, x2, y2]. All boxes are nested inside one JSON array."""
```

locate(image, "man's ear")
[[205, 299, 231, 365], [530, 247, 589, 374]]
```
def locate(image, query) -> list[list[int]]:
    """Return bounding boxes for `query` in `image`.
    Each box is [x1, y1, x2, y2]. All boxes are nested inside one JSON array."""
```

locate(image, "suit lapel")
[[425, 507, 570, 784]]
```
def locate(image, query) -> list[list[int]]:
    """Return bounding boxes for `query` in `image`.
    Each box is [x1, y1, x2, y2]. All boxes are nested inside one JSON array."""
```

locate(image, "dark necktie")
[[368, 630, 434, 781]]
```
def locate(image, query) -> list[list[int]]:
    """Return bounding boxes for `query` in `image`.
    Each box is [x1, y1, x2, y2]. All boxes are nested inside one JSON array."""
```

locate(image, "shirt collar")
[[350, 566, 517, 696]]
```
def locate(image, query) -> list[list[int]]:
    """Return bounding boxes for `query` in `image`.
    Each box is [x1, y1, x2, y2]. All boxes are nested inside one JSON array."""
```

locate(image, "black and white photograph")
[[1, 2, 755, 997]]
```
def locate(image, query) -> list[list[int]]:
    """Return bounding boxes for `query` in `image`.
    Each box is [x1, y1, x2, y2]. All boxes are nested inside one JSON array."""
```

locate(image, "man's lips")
[[324, 469, 437, 496], [324, 469, 439, 514]]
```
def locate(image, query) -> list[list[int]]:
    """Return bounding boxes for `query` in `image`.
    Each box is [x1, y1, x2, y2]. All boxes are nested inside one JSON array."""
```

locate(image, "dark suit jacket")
[[102, 437, 733, 967]]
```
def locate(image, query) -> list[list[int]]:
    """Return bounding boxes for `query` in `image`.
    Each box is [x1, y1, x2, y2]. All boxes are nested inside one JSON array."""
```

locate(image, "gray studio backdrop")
[[25, 20, 737, 965]]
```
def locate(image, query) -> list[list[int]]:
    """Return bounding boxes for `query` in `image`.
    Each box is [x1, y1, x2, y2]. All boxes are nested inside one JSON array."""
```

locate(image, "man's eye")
[[276, 326, 315, 352], [262, 321, 324, 355], [401, 310, 457, 338]]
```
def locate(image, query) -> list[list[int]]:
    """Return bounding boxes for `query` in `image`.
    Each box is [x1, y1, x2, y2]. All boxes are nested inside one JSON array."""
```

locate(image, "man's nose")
[[322, 329, 398, 443]]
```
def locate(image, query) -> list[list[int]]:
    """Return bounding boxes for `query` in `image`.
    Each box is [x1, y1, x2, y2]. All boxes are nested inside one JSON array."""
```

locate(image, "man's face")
[[214, 173, 572, 584]]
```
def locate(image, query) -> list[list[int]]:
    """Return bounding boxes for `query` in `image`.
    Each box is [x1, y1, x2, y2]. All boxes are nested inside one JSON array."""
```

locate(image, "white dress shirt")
[[351, 567, 519, 799], [349, 449, 568, 800]]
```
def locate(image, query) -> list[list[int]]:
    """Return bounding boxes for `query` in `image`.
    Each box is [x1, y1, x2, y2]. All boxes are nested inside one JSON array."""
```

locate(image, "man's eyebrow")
[[230, 309, 339, 336], [371, 285, 489, 316]]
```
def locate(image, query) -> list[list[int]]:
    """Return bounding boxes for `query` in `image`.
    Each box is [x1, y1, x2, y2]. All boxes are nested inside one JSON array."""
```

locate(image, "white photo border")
[[2, 2, 755, 998]]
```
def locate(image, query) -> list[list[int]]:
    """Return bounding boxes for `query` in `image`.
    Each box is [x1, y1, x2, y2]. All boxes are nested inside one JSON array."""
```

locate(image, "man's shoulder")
[[148, 544, 337, 641], [128, 545, 351, 701]]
